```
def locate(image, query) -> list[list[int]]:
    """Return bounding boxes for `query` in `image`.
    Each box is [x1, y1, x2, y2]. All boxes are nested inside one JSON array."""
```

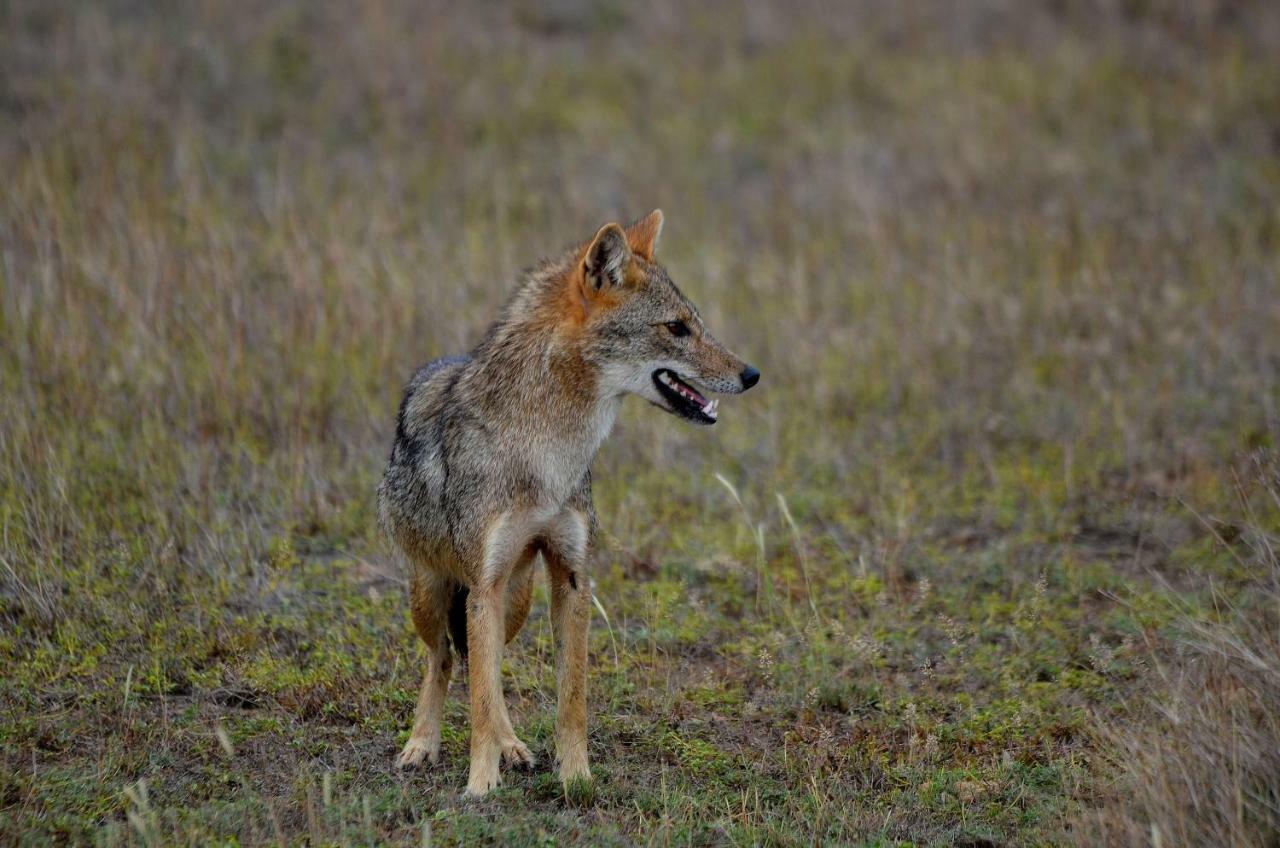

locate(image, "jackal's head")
[[572, 210, 759, 425]]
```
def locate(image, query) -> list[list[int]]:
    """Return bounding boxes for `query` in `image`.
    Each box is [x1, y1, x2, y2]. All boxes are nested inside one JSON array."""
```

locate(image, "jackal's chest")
[[518, 400, 617, 508]]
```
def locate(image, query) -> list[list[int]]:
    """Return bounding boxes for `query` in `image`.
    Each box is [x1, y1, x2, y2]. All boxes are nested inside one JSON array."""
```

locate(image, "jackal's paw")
[[500, 738, 535, 769], [396, 738, 439, 769], [463, 760, 501, 799], [557, 751, 591, 785]]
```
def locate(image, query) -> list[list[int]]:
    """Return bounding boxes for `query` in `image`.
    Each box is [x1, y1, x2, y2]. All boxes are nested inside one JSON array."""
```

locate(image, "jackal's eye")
[[664, 320, 690, 338]]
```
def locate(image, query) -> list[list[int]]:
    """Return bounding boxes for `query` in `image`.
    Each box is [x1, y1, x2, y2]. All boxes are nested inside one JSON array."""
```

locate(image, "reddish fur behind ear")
[[625, 210, 663, 261], [564, 214, 659, 323], [567, 268, 627, 323]]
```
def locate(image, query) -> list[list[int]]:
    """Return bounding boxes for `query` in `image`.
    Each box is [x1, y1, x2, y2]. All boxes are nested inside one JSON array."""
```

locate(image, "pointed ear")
[[625, 209, 664, 261], [583, 223, 631, 294]]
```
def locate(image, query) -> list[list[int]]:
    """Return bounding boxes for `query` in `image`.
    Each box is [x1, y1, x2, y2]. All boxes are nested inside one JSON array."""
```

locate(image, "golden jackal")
[[377, 211, 759, 797]]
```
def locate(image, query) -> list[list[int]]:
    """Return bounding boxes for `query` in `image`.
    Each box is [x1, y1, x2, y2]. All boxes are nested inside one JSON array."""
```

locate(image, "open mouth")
[[653, 369, 719, 424]]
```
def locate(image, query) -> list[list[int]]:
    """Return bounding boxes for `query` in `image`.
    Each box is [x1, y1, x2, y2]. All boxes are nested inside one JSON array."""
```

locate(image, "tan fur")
[[624, 209, 664, 260], [377, 211, 758, 797]]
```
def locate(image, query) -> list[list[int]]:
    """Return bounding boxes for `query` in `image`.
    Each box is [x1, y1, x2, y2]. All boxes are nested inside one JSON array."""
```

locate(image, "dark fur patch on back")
[[391, 354, 471, 466], [392, 390, 421, 464]]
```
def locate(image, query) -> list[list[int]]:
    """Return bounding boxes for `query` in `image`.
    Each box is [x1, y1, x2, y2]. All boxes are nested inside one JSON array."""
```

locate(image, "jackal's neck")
[[467, 263, 617, 452]]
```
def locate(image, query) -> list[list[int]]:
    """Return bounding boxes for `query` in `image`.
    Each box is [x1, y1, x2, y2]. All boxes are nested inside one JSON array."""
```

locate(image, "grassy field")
[[3, 1, 1279, 845]]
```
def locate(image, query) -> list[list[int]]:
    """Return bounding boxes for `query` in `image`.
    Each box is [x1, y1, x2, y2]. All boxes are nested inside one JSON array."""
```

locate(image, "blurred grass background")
[[2, 1, 1279, 845]]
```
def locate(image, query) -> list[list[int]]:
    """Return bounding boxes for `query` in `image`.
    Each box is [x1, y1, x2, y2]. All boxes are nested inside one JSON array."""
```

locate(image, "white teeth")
[[660, 372, 719, 417]]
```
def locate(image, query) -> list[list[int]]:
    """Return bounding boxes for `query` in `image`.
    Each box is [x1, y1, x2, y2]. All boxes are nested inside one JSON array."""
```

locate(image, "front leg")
[[545, 509, 592, 785], [462, 513, 536, 798], [464, 577, 506, 797]]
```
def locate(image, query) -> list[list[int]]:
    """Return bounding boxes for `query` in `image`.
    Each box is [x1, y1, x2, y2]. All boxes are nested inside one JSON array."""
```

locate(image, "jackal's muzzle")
[[651, 364, 759, 425]]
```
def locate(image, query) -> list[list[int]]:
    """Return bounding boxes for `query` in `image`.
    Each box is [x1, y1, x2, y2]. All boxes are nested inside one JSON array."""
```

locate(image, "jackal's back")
[[376, 354, 471, 571]]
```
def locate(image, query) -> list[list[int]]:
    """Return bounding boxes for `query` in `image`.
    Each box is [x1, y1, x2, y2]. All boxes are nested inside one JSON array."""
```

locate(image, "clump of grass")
[[561, 775, 598, 808], [1076, 454, 1280, 845]]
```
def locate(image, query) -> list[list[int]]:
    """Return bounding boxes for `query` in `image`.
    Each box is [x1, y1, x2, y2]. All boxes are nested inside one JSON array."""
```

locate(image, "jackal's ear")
[[625, 209, 664, 261], [583, 223, 631, 293]]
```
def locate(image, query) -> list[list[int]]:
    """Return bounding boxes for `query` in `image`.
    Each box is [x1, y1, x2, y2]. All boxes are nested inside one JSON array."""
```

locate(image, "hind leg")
[[397, 569, 454, 768]]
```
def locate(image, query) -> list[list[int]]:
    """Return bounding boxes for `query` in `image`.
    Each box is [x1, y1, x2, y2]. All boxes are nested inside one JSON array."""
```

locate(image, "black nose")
[[740, 365, 760, 390]]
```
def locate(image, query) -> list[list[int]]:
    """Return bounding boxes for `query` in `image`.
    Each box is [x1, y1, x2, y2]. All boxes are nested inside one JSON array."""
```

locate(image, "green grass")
[[2, 1, 1279, 845]]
